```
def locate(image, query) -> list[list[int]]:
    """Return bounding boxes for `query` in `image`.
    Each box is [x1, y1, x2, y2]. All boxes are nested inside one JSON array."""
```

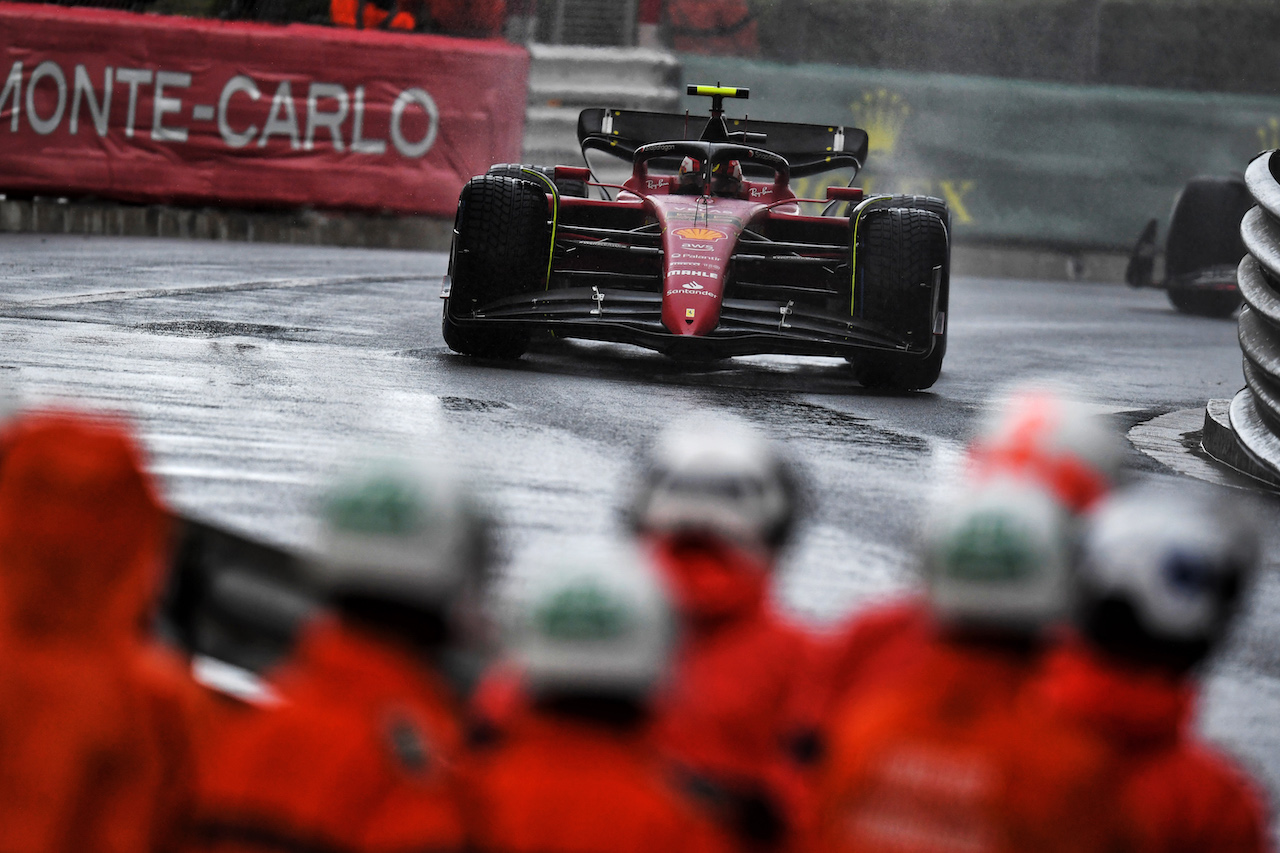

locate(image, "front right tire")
[[853, 207, 949, 391]]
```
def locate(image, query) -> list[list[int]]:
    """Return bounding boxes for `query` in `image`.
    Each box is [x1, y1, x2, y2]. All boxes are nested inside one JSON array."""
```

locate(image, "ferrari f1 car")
[[441, 85, 951, 391]]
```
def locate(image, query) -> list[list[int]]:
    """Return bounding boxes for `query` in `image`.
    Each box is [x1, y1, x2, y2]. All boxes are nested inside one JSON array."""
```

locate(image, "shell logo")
[[674, 227, 728, 242]]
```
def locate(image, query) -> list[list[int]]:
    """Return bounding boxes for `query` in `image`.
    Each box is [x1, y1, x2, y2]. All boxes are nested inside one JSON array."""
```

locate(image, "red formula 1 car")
[[441, 85, 950, 390]]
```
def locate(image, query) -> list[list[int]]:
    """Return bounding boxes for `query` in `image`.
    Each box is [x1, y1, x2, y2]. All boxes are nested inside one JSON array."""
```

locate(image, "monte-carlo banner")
[[0, 3, 529, 215]]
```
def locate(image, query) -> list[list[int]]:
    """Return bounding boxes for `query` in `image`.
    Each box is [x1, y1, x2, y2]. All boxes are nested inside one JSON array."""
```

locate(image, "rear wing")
[[576, 108, 869, 178]]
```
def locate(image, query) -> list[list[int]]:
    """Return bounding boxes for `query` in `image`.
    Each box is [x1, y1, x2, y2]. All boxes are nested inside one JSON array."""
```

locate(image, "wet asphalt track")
[[1, 233, 1278, 819]]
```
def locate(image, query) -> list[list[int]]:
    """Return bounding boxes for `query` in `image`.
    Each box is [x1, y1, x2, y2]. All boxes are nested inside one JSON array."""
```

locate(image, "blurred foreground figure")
[[189, 458, 491, 853], [469, 545, 732, 853], [808, 478, 1117, 853], [0, 410, 198, 852], [1035, 488, 1271, 851], [791, 383, 1123, 748], [966, 381, 1123, 513], [630, 415, 813, 848]]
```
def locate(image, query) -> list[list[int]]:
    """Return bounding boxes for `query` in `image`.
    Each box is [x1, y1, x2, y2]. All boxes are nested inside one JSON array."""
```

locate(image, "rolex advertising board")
[[680, 55, 1280, 250]]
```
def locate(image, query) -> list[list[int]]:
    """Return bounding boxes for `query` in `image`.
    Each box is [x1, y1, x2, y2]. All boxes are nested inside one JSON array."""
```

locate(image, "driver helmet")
[[711, 159, 745, 197], [1074, 485, 1258, 673], [676, 156, 704, 193]]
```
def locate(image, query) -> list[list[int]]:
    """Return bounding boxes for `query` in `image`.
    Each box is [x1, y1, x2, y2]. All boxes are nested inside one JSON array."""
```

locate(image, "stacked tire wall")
[[1228, 150, 1280, 482]]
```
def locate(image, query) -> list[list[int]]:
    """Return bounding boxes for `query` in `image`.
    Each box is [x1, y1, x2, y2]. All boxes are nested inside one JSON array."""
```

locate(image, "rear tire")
[[442, 175, 550, 359], [853, 208, 949, 391], [1164, 176, 1250, 318], [1167, 289, 1240, 319]]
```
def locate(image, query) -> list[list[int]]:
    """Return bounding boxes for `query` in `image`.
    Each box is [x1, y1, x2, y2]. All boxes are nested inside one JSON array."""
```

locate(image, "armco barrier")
[[1216, 150, 1280, 486], [0, 4, 528, 215]]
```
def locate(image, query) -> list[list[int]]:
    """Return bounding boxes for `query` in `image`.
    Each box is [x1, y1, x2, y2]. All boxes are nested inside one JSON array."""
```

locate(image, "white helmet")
[[506, 543, 674, 697], [968, 382, 1123, 513], [922, 476, 1073, 633], [1076, 487, 1258, 672], [629, 415, 800, 552], [312, 456, 492, 613]]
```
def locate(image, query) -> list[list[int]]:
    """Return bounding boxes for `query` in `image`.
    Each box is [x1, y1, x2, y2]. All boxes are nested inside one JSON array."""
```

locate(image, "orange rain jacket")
[[468, 710, 736, 853], [784, 599, 934, 766], [0, 410, 201, 853], [644, 535, 819, 844], [1035, 642, 1272, 853], [807, 628, 1121, 853], [188, 618, 468, 853]]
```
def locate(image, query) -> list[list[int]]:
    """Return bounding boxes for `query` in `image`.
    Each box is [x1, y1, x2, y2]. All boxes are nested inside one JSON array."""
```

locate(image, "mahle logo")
[[536, 583, 629, 641], [941, 512, 1039, 581], [851, 88, 909, 156]]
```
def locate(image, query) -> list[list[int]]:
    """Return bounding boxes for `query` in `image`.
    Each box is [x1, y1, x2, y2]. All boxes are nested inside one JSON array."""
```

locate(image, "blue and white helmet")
[[1075, 486, 1258, 671]]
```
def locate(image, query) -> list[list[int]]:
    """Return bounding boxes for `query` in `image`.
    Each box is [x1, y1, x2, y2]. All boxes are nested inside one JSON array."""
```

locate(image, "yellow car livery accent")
[[693, 85, 742, 97], [521, 168, 560, 290], [849, 195, 895, 316]]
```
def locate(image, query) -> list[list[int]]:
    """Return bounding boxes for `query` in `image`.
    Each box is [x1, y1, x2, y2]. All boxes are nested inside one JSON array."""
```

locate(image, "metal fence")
[[530, 0, 638, 45], [18, 0, 643, 38], [1222, 150, 1280, 484]]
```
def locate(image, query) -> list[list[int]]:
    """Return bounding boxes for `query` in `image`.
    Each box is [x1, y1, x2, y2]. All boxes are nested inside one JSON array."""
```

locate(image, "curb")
[[1200, 397, 1280, 490]]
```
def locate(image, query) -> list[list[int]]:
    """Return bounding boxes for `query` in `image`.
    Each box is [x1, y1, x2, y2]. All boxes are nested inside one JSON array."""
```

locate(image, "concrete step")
[[527, 83, 680, 112], [528, 44, 680, 92], [521, 45, 681, 191]]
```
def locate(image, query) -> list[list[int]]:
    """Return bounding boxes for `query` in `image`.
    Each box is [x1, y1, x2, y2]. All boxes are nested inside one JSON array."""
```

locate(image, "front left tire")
[[442, 175, 552, 359]]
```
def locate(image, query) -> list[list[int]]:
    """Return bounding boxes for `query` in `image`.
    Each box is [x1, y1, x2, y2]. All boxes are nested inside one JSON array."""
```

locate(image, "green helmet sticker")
[[535, 583, 629, 641], [326, 475, 426, 537], [941, 511, 1041, 582]]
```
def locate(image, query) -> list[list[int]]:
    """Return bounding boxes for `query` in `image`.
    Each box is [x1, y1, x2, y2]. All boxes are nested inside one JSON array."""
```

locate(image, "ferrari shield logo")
[[685, 308, 696, 319]]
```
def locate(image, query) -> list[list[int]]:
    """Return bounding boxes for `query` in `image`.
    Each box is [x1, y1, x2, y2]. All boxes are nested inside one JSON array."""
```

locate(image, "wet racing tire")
[[486, 163, 589, 198], [868, 194, 951, 235], [442, 175, 551, 359], [1164, 176, 1250, 318], [853, 207, 949, 391]]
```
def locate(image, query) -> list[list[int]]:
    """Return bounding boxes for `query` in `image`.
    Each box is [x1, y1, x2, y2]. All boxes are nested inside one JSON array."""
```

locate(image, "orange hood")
[[0, 410, 169, 645]]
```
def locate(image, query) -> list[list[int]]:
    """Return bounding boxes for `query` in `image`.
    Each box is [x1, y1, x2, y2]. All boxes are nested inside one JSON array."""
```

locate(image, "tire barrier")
[[1210, 150, 1280, 487]]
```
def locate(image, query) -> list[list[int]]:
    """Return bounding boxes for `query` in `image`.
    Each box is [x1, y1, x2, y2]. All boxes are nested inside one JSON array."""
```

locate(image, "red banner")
[[0, 3, 529, 215]]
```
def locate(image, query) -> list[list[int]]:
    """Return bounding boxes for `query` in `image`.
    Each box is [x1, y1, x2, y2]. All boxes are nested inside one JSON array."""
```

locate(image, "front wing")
[[443, 284, 932, 361]]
